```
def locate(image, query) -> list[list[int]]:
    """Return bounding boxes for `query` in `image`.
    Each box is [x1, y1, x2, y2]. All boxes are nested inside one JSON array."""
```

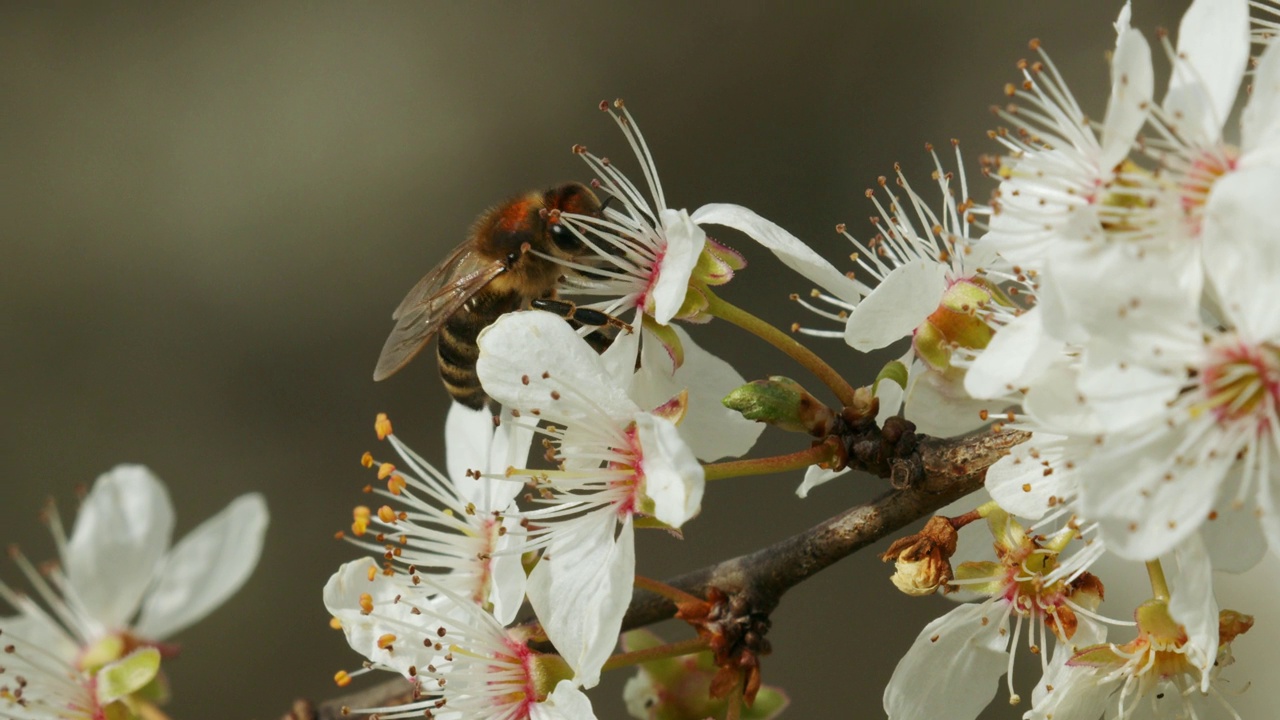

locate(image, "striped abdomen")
[[437, 288, 523, 409]]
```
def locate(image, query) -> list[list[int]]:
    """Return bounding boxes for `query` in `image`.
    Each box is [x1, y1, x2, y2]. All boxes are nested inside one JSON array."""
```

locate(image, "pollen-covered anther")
[[334, 670, 352, 688], [375, 413, 393, 440], [377, 463, 396, 480], [358, 593, 374, 615]]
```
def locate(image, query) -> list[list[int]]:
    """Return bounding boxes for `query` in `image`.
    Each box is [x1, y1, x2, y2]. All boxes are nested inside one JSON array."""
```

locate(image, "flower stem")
[[600, 636, 709, 673], [634, 575, 705, 605], [1145, 559, 1170, 601], [702, 439, 840, 482], [703, 287, 858, 408], [725, 673, 745, 720]]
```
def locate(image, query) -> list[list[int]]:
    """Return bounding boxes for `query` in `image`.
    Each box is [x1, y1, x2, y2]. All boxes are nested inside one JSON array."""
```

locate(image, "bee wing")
[[374, 243, 507, 381]]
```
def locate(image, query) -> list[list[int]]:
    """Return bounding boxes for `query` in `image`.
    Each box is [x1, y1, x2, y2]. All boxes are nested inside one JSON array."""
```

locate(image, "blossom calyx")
[[880, 515, 959, 596]]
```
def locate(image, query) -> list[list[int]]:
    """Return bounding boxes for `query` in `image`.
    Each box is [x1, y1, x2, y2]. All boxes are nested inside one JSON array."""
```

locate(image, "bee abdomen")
[[437, 290, 521, 409]]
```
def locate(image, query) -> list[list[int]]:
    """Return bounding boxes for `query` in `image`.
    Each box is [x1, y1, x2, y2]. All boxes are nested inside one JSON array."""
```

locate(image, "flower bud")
[[722, 377, 837, 436], [880, 516, 958, 596]]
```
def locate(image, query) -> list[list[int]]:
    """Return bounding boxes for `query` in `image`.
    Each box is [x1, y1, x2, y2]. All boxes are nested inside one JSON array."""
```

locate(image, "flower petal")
[[445, 402, 529, 512], [883, 601, 1010, 720], [634, 412, 704, 528], [964, 308, 1059, 400], [691, 203, 865, 304], [531, 680, 599, 720], [1163, 0, 1248, 142], [134, 492, 268, 640], [843, 259, 948, 352], [1167, 535, 1219, 688], [527, 513, 635, 689], [1242, 35, 1280, 161], [323, 559, 436, 677], [65, 465, 175, 634], [628, 325, 763, 462], [651, 209, 706, 324], [477, 311, 640, 424], [1202, 165, 1280, 340], [1100, 28, 1153, 169]]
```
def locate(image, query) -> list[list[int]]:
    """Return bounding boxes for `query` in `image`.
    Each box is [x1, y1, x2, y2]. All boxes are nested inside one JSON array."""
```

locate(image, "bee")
[[374, 182, 617, 409]]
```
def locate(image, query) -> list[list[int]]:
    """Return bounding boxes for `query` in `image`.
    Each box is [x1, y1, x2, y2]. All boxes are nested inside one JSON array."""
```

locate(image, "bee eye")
[[548, 222, 583, 253]]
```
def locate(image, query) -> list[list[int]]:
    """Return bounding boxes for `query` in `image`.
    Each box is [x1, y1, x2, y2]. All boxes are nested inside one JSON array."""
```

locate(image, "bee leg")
[[530, 298, 633, 333]]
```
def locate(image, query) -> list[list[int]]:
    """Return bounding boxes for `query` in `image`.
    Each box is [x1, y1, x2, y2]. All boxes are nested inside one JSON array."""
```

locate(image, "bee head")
[[543, 182, 604, 256]]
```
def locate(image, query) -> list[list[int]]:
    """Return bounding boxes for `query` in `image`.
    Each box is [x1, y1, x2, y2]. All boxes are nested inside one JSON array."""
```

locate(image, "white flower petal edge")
[[477, 311, 638, 422], [527, 513, 636, 689], [134, 491, 268, 640], [883, 601, 1010, 720], [64, 465, 176, 636], [691, 203, 866, 304], [651, 208, 707, 324], [843, 259, 949, 352], [633, 412, 704, 528], [1166, 536, 1220, 691], [1163, 0, 1249, 143], [323, 558, 431, 678], [531, 679, 599, 720], [628, 324, 764, 462], [1202, 166, 1280, 341]]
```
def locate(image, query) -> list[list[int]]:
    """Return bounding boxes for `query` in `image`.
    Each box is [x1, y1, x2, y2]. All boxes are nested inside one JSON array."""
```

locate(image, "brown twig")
[[303, 426, 1027, 719]]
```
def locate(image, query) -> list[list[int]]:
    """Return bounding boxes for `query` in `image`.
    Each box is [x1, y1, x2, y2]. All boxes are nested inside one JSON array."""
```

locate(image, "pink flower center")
[[1200, 339, 1280, 431]]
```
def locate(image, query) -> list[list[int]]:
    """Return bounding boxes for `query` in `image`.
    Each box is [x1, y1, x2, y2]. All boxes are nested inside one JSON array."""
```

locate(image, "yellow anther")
[[377, 634, 397, 650], [387, 474, 407, 495], [366, 564, 377, 582], [377, 463, 396, 480], [334, 670, 352, 687], [359, 593, 374, 614], [375, 413, 393, 440], [360, 452, 374, 468], [329, 617, 343, 630], [377, 505, 396, 523]]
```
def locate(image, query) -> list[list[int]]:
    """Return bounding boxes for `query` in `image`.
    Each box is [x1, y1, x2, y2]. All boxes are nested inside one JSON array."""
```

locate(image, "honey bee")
[[374, 182, 615, 409]]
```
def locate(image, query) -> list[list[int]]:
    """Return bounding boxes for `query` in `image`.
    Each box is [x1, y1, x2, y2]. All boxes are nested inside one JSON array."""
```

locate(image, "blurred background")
[[6, 1, 1274, 719]]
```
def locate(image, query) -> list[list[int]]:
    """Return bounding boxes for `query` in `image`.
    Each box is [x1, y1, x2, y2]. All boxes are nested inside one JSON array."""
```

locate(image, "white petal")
[[1100, 28, 1153, 169], [691, 203, 866, 304], [1163, 0, 1249, 142], [65, 465, 175, 634], [964, 308, 1059, 400], [1168, 535, 1219, 687], [445, 403, 529, 512], [1083, 427, 1232, 560], [531, 680, 599, 720], [984, 435, 1071, 521], [902, 367, 992, 437], [797, 466, 849, 499], [628, 325, 763, 462], [1202, 166, 1280, 340], [1200, 483, 1266, 573], [651, 209, 706, 324], [477, 311, 639, 423], [1242, 36, 1280, 161], [599, 312, 642, 384], [634, 412, 704, 528], [134, 493, 268, 640], [527, 513, 634, 689], [883, 601, 1010, 720], [446, 401, 498, 508], [843, 259, 948, 352], [488, 514, 529, 625], [323, 559, 435, 677]]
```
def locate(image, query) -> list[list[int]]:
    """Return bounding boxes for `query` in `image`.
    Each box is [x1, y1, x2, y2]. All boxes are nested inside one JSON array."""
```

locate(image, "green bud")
[[722, 376, 836, 435]]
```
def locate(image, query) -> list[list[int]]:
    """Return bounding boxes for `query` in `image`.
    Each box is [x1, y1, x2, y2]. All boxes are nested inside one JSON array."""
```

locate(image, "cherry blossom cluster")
[[794, 1, 1275, 717], [325, 2, 1279, 717]]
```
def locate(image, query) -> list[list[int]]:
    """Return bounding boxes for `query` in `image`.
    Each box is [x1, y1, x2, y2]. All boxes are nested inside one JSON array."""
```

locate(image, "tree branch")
[[301, 426, 1027, 720]]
